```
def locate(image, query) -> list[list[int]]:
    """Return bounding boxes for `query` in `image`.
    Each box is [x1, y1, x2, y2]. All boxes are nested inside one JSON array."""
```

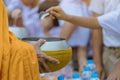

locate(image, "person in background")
[[7, 0, 44, 37], [59, 0, 91, 73], [0, 0, 59, 80], [47, 4, 120, 80], [89, 0, 105, 79], [38, 0, 60, 37], [88, 0, 120, 79], [38, 1, 73, 78]]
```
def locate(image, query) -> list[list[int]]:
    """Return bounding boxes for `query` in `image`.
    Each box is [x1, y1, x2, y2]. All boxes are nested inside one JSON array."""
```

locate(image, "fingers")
[[49, 14, 56, 19], [46, 6, 60, 12], [38, 61, 44, 73], [107, 76, 113, 80], [36, 39, 46, 47], [38, 53, 60, 72], [50, 11, 59, 19], [37, 53, 60, 64], [101, 74, 104, 80], [34, 39, 46, 53], [107, 73, 115, 80], [38, 58, 51, 72], [101, 72, 107, 80], [107, 74, 120, 80], [46, 6, 62, 19], [38, 53, 60, 64]]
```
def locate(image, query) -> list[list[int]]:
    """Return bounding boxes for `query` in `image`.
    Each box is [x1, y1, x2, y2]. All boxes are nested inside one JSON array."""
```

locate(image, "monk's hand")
[[34, 39, 60, 72], [107, 61, 120, 80], [47, 6, 67, 20]]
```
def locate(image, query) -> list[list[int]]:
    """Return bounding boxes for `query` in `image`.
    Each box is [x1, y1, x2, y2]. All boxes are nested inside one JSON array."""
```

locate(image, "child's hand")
[[47, 6, 67, 20]]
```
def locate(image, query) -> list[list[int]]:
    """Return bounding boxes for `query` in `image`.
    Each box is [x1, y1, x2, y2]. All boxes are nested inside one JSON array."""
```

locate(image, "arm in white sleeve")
[[98, 10, 120, 34]]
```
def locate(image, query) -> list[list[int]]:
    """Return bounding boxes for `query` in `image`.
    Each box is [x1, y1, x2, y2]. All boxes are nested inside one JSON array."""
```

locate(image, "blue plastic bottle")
[[82, 67, 91, 80], [72, 73, 81, 80], [58, 75, 65, 80], [87, 59, 96, 72], [90, 72, 100, 80]]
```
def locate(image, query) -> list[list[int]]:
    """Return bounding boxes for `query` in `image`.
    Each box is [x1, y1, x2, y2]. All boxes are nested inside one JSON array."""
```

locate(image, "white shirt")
[[49, 26, 61, 37], [7, 0, 44, 37], [89, 0, 120, 47], [60, 0, 92, 17], [89, 0, 120, 14], [98, 10, 120, 47]]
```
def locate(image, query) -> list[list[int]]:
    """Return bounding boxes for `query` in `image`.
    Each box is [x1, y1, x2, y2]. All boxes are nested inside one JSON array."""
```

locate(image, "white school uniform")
[[89, 0, 120, 47], [59, 0, 91, 46], [90, 0, 120, 74], [7, 0, 44, 37], [49, 26, 61, 37], [98, 9, 120, 47]]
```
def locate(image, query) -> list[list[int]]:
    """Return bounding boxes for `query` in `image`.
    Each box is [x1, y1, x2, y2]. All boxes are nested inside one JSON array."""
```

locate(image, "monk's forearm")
[[64, 15, 101, 29]]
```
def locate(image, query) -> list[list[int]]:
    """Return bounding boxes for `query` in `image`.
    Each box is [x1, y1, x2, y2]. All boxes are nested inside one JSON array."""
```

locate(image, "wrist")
[[64, 14, 70, 21]]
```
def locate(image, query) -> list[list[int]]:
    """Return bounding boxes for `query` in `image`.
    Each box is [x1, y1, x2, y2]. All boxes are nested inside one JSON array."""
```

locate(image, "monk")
[[0, 0, 59, 80]]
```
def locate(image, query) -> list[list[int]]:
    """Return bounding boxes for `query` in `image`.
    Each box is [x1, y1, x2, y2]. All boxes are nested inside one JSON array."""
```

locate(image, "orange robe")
[[0, 0, 41, 80]]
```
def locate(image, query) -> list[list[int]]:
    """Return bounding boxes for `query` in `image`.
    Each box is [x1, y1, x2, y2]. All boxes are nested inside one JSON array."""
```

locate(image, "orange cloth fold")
[[0, 0, 41, 80]]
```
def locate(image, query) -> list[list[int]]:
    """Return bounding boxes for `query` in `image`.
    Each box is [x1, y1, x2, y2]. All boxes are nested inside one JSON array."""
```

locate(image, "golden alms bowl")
[[22, 37, 72, 72]]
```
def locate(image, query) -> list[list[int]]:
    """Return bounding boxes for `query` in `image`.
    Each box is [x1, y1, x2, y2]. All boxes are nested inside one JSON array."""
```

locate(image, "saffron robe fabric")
[[0, 0, 41, 80]]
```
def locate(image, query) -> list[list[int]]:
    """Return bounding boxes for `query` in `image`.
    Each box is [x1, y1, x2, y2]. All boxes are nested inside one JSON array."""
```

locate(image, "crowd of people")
[[0, 0, 120, 80]]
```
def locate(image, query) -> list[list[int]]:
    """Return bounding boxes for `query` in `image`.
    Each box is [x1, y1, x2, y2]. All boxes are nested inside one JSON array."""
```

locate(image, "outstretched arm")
[[47, 6, 101, 29]]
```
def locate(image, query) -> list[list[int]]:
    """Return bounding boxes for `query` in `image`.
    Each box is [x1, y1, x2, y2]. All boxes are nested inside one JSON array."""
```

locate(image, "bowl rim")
[[22, 37, 66, 42]]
